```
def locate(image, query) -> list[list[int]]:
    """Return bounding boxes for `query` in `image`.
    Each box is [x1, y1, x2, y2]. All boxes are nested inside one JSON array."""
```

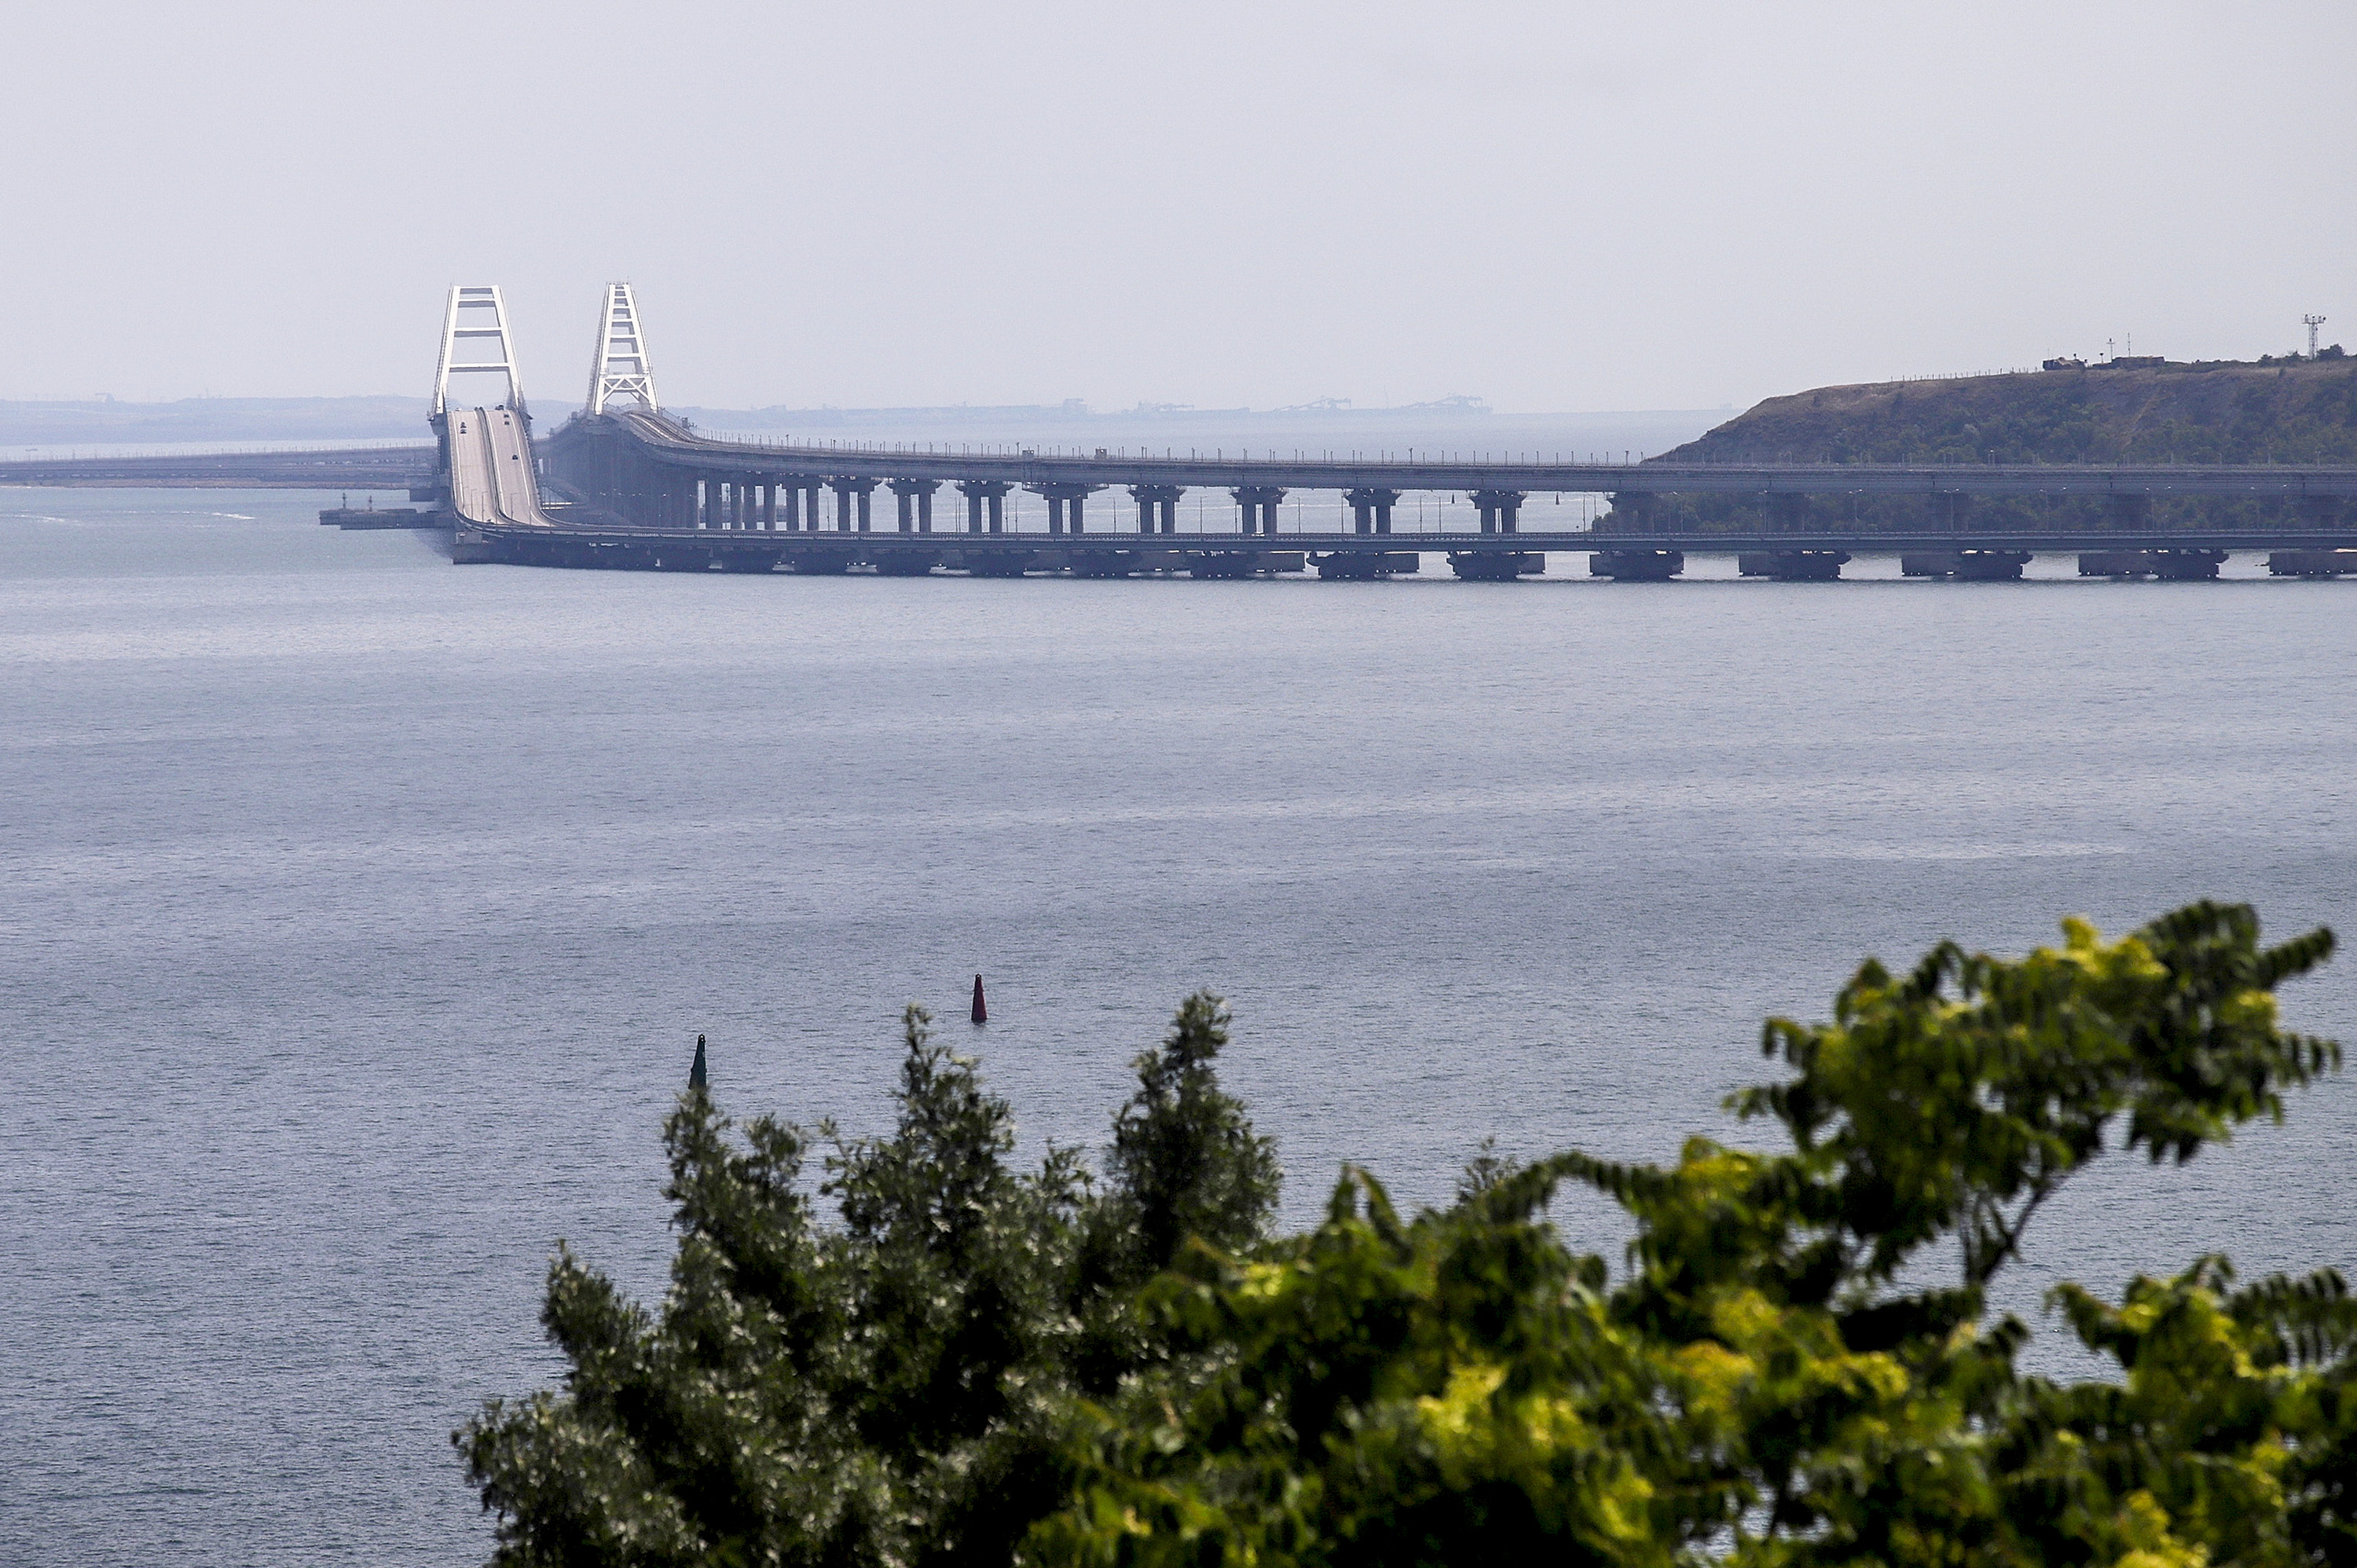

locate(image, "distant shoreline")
[[0, 395, 1733, 451]]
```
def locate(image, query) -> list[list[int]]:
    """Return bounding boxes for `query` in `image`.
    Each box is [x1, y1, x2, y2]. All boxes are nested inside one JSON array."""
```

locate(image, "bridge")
[[10, 282, 2357, 581], [0, 443, 433, 490]]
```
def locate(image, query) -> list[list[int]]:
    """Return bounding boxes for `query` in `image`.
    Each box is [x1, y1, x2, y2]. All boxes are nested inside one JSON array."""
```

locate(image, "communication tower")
[[2304, 314, 2328, 357]]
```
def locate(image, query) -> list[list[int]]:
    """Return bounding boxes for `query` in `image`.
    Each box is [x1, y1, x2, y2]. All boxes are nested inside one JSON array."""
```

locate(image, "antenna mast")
[[2304, 314, 2327, 357]]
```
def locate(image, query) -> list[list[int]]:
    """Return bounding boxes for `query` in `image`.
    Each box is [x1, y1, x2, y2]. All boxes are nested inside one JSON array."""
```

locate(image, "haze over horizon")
[[5, 0, 2348, 413]]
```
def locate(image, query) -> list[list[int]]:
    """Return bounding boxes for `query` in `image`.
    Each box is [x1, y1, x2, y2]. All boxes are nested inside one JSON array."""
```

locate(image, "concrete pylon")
[[587, 283, 660, 416]]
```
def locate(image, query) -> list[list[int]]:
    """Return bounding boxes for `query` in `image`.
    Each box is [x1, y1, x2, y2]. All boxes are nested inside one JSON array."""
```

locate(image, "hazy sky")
[[5, 0, 2349, 412]]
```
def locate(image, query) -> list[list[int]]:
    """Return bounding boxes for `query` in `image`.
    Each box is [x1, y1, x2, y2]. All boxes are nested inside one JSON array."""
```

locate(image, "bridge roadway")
[[456, 507, 2357, 581], [590, 409, 2357, 500], [0, 444, 436, 489], [445, 406, 560, 526]]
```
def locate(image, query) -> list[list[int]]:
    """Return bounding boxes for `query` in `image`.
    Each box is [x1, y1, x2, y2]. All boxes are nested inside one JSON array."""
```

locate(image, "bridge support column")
[[1129, 485, 1182, 533], [1471, 489, 1523, 533], [828, 478, 879, 531], [764, 483, 777, 530], [957, 479, 1012, 533], [1230, 486, 1286, 534], [1347, 487, 1402, 535], [1033, 482, 1098, 535], [889, 478, 940, 533]]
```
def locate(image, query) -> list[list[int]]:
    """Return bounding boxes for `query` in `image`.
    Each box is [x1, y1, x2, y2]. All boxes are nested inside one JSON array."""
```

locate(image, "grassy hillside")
[[1604, 358, 2357, 533]]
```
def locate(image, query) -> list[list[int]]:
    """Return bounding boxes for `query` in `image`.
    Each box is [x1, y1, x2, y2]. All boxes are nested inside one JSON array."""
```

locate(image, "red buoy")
[[970, 973, 988, 1025]]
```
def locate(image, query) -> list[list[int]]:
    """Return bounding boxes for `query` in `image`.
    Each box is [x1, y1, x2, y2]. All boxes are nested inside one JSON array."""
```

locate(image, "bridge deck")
[[602, 412, 2357, 498], [446, 407, 557, 527]]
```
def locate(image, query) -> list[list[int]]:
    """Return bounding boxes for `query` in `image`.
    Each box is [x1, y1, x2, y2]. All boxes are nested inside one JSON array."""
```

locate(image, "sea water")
[[3, 489, 2352, 1565]]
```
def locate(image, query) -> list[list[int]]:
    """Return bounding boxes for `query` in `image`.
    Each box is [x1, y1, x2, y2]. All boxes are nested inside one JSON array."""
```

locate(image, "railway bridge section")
[[506, 284, 2357, 581]]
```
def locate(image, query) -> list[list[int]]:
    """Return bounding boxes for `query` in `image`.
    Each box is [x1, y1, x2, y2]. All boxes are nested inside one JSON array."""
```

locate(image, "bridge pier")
[[1449, 551, 1545, 580], [889, 478, 940, 533], [2267, 548, 2357, 576], [1470, 489, 1523, 533], [1739, 550, 1851, 581], [958, 479, 1012, 533], [1901, 549, 2030, 580], [829, 478, 878, 531], [1344, 487, 1401, 534], [1589, 549, 1684, 581], [1230, 486, 1286, 534], [1033, 482, 1100, 534], [1129, 485, 1183, 533], [2152, 548, 2227, 580]]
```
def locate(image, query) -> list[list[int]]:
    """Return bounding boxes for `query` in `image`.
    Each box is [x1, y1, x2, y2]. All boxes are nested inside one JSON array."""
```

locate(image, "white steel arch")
[[431, 285, 525, 418], [587, 282, 659, 415]]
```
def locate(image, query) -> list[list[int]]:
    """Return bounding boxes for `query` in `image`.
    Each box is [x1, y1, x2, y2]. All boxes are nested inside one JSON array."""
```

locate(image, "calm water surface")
[[4, 491, 2352, 1565]]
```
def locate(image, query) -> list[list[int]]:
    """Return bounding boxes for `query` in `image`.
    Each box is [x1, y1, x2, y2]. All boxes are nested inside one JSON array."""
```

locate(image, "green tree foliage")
[[463, 906, 2355, 1568], [457, 993, 1277, 1568]]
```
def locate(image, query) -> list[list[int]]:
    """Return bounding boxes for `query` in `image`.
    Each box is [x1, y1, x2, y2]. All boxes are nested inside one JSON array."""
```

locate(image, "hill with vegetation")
[[1604, 355, 2357, 533]]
